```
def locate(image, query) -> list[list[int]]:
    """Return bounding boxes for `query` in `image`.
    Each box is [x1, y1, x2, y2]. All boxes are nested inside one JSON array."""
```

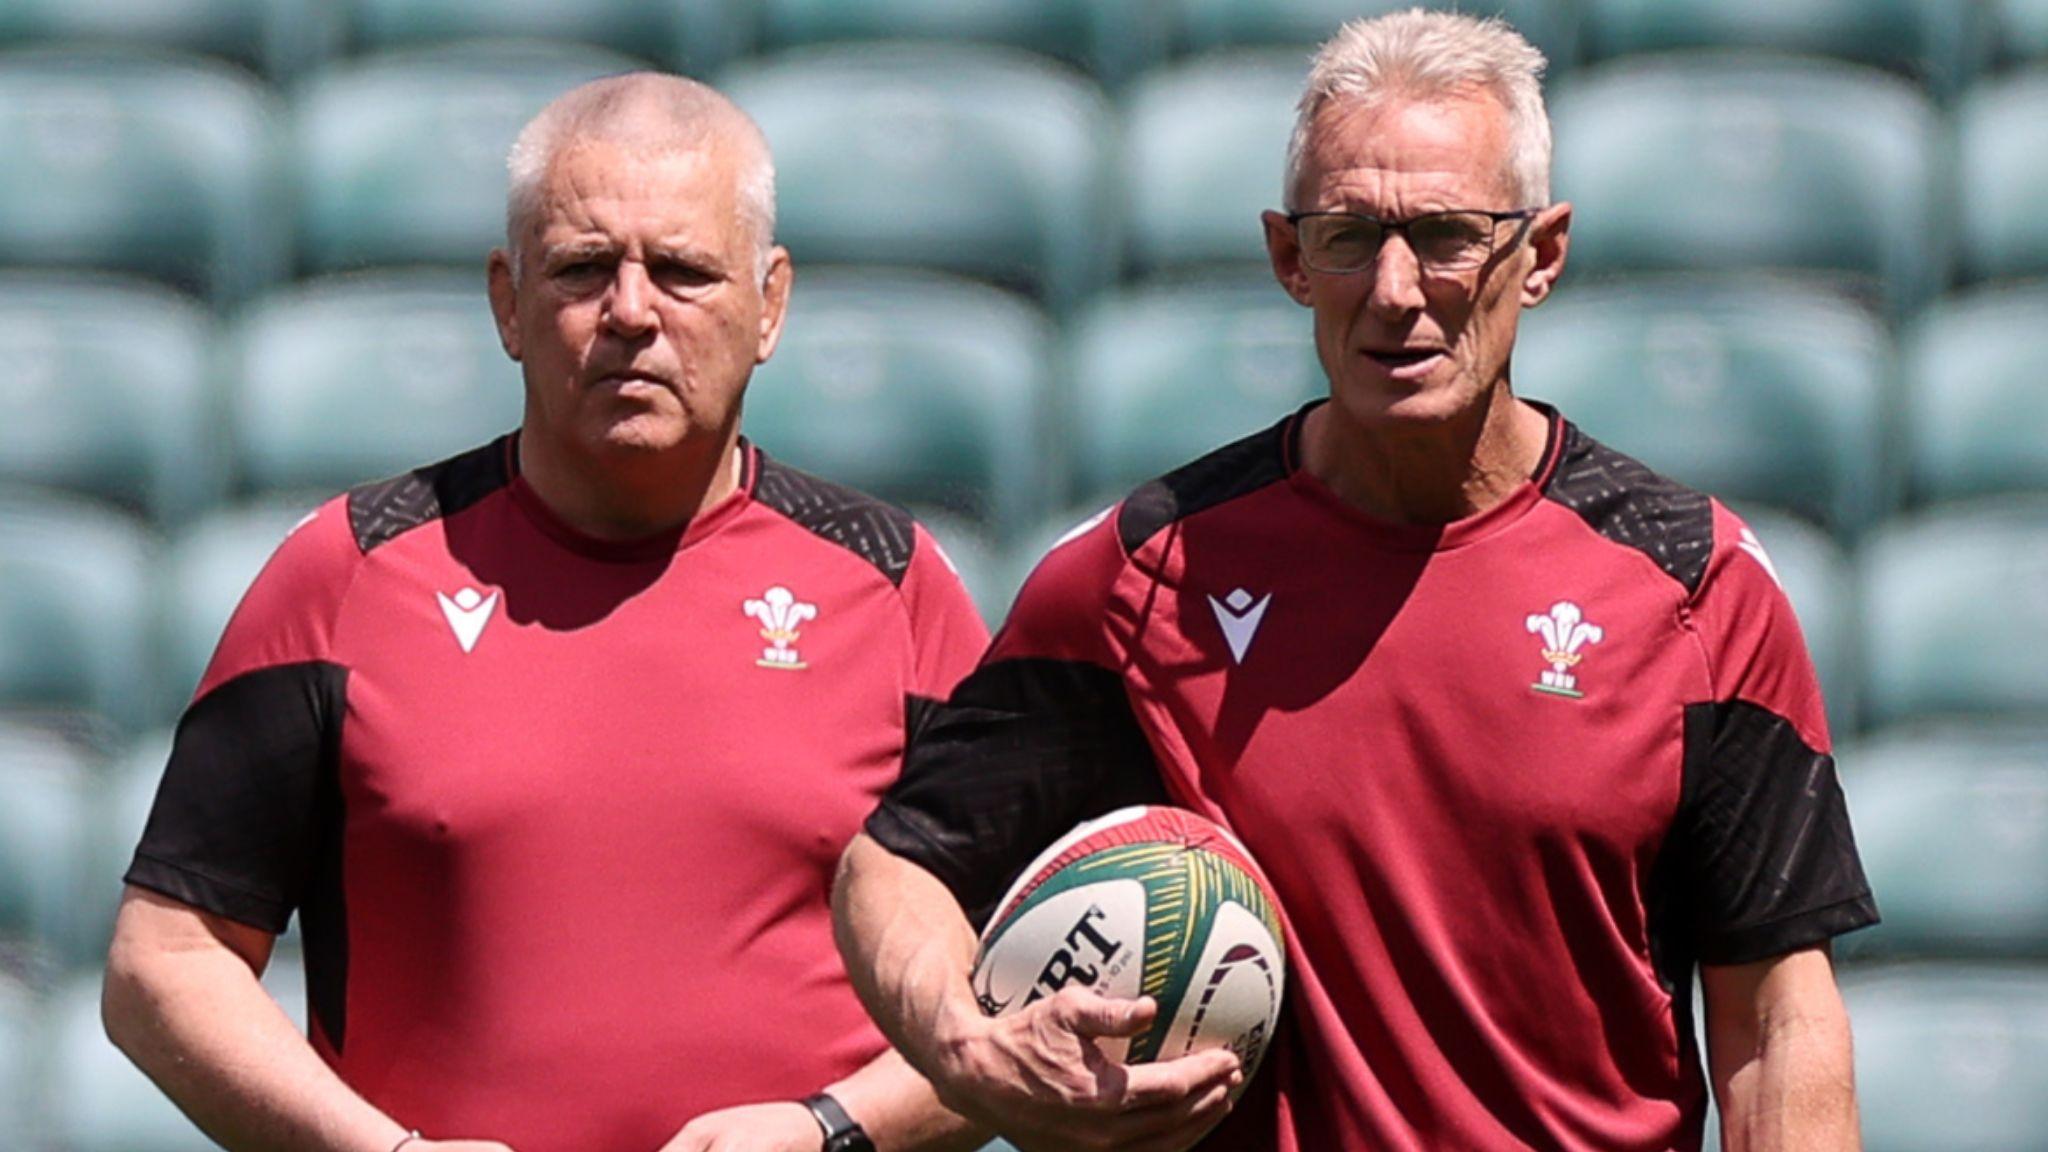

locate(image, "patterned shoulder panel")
[[1543, 421, 1714, 596], [753, 452, 916, 587], [1116, 417, 1292, 555], [347, 436, 515, 554]]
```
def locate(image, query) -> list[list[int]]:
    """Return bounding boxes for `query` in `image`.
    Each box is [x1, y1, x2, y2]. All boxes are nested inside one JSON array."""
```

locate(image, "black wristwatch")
[[801, 1091, 875, 1152]]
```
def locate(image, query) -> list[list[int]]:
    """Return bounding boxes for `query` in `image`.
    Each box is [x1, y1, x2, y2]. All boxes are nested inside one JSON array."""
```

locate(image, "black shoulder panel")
[[347, 436, 514, 554], [1117, 418, 1291, 555], [1543, 422, 1714, 596], [754, 453, 916, 587]]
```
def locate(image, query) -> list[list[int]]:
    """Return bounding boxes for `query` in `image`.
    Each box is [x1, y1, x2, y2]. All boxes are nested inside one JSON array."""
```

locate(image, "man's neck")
[[1302, 386, 1549, 525], [517, 428, 743, 542]]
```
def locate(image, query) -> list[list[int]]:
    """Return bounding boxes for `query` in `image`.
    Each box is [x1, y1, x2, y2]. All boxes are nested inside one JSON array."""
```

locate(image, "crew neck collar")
[[505, 435, 758, 562]]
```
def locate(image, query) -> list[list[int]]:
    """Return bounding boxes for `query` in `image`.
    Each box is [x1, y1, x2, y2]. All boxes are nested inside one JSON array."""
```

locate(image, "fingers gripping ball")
[[970, 806, 1287, 1091]]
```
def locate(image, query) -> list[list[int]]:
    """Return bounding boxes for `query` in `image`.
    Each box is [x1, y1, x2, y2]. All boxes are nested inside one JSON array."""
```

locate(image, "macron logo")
[[1207, 588, 1272, 665], [436, 587, 499, 654]]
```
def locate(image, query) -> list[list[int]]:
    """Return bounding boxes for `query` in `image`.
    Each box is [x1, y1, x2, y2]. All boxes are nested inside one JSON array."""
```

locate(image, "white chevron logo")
[[1207, 588, 1271, 665], [436, 586, 499, 654]]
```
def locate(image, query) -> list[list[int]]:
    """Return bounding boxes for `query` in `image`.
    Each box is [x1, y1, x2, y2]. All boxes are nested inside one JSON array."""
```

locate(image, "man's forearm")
[[1705, 949, 1861, 1152], [825, 1047, 989, 1152], [831, 833, 985, 1086], [104, 891, 413, 1152]]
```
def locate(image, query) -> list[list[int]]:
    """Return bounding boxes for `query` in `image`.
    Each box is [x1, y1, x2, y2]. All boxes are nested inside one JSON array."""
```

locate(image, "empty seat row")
[[8, 44, 2048, 309], [13, 0, 2048, 86], [6, 266, 2047, 541]]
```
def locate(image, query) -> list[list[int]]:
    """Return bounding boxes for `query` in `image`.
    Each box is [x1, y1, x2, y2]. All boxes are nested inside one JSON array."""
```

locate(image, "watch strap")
[[801, 1091, 875, 1152]]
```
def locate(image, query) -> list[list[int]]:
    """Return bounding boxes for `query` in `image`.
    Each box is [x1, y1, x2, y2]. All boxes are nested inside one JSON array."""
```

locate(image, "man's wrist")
[[801, 1091, 875, 1152]]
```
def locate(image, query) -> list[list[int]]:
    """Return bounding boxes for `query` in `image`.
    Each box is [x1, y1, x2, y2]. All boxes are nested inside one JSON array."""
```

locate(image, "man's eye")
[[654, 263, 718, 290]]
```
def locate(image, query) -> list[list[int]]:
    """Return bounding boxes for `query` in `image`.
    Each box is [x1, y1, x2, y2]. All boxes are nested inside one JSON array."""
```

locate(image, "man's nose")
[[602, 261, 657, 336], [1365, 231, 1428, 317]]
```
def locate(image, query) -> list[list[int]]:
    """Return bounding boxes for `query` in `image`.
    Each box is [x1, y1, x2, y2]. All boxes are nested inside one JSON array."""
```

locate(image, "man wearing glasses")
[[832, 10, 1875, 1152]]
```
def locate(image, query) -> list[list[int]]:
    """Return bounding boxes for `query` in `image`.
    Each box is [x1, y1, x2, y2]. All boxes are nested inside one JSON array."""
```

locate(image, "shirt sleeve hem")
[[1698, 892, 1881, 967], [123, 852, 293, 935]]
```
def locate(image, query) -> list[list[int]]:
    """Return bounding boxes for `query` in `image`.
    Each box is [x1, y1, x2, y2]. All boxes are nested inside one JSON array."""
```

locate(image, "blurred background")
[[0, 0, 2044, 1148]]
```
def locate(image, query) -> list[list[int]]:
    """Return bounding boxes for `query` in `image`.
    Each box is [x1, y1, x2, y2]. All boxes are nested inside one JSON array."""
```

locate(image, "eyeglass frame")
[[1283, 207, 1544, 277]]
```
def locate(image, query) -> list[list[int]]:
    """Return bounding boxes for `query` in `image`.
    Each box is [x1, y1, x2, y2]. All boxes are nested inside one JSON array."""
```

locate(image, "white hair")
[[504, 72, 777, 280], [1284, 8, 1552, 210]]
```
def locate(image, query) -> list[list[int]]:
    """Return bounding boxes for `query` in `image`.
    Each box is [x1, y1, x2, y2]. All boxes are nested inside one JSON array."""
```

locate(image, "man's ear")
[[1521, 201, 1571, 309], [1262, 210, 1314, 307], [754, 245, 794, 365], [487, 248, 523, 361]]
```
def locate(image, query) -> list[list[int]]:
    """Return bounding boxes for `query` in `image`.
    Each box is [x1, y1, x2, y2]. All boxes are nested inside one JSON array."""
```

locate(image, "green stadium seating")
[[1843, 964, 2048, 1152], [0, 49, 287, 306], [0, 721, 93, 970], [155, 501, 319, 722], [77, 731, 176, 970], [292, 42, 641, 275], [49, 953, 306, 1152], [744, 268, 1051, 536], [1549, 56, 1941, 318], [725, 44, 1116, 312], [0, 0, 337, 80], [0, 488, 155, 731], [1840, 724, 2048, 960], [1902, 284, 2048, 505], [226, 272, 524, 495], [342, 0, 745, 74], [1120, 51, 1305, 277], [1955, 70, 2048, 284], [757, 0, 1156, 86], [1723, 505, 1860, 734], [1580, 0, 1985, 95], [1993, 0, 2048, 64], [908, 509, 1003, 625], [1513, 277, 1891, 538], [0, 274, 222, 525], [1167, 0, 1576, 69], [1065, 278, 1321, 503], [1860, 498, 2048, 726]]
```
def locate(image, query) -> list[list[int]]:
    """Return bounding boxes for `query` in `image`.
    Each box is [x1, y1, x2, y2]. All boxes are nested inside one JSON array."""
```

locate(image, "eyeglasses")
[[1287, 208, 1540, 275]]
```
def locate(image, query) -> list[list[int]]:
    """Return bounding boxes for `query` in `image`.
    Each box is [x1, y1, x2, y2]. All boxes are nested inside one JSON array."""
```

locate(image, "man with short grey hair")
[[833, 11, 1874, 1151], [104, 72, 989, 1152]]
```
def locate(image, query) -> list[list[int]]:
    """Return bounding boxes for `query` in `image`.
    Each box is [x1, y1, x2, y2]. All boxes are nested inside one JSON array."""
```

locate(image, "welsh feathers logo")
[[1525, 601, 1603, 699], [744, 586, 816, 669]]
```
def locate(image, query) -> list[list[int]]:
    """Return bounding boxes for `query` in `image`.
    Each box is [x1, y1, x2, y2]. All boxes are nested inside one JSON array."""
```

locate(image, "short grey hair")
[[504, 72, 777, 279], [1284, 9, 1552, 210]]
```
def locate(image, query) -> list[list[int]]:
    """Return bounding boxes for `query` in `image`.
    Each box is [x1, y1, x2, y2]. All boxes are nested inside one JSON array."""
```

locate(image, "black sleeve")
[[124, 661, 348, 933], [866, 657, 1169, 927], [1668, 700, 1879, 967]]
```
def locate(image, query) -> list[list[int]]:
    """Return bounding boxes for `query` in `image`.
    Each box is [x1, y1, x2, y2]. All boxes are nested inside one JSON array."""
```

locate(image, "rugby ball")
[[969, 805, 1286, 1084]]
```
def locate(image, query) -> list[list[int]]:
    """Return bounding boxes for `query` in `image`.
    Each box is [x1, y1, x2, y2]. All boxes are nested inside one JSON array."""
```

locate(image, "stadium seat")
[[156, 501, 320, 722], [908, 509, 1004, 625], [0, 968, 33, 1137], [757, 0, 1155, 86], [0, 48, 288, 306], [1840, 724, 2048, 960], [1549, 55, 1940, 318], [1065, 278, 1322, 503], [0, 720, 93, 968], [0, 487, 156, 731], [77, 731, 177, 968], [1955, 70, 2048, 284], [341, 0, 744, 74], [226, 272, 524, 496], [1842, 964, 2048, 1152], [0, 0, 336, 79], [1510, 277, 1891, 538], [1120, 51, 1306, 277], [1722, 505, 1860, 734], [1579, 0, 1984, 95], [292, 42, 642, 275], [744, 268, 1051, 536], [48, 955, 306, 1152], [1859, 498, 2048, 726], [1167, 0, 1576, 69], [0, 273, 222, 525], [1993, 0, 2048, 65], [1901, 283, 2048, 505], [725, 44, 1116, 312]]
